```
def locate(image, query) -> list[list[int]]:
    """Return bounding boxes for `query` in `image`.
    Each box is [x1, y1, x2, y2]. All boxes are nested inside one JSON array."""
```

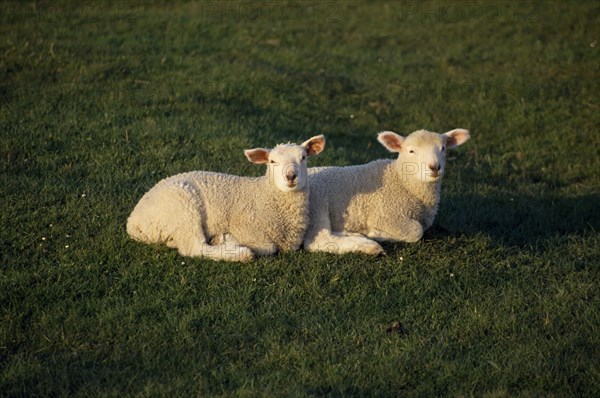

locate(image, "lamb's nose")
[[429, 162, 441, 172], [286, 173, 297, 182]]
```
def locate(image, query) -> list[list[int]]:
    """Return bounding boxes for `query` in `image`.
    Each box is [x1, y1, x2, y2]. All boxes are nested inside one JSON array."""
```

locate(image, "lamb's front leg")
[[304, 192, 384, 256], [182, 238, 255, 263], [305, 228, 385, 255], [219, 233, 277, 257], [366, 218, 424, 243]]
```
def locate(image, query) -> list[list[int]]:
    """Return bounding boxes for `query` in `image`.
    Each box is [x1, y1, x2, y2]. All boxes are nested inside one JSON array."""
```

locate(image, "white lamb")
[[127, 135, 326, 262], [303, 129, 470, 255]]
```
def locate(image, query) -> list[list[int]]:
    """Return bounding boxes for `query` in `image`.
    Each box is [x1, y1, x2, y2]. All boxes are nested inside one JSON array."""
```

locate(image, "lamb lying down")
[[127, 135, 326, 262], [304, 129, 470, 255]]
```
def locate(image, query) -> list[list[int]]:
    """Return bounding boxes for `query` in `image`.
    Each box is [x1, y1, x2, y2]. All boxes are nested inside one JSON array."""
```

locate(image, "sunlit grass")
[[1, 1, 599, 396]]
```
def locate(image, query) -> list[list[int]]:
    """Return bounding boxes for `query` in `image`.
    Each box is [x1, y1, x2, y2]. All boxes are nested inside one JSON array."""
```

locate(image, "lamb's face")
[[401, 131, 447, 183], [378, 129, 470, 183], [244, 135, 326, 193], [268, 144, 309, 192]]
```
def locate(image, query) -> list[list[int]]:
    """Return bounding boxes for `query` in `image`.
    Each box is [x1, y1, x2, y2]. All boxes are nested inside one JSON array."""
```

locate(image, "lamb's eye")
[[442, 146, 446, 151], [269, 160, 275, 164], [409, 149, 415, 154], [302, 155, 307, 160]]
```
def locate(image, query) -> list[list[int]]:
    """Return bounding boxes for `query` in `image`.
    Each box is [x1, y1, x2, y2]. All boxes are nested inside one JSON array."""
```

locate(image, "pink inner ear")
[[378, 132, 403, 152], [446, 135, 458, 148], [307, 139, 324, 156], [303, 135, 325, 156], [445, 129, 470, 148], [245, 149, 269, 164]]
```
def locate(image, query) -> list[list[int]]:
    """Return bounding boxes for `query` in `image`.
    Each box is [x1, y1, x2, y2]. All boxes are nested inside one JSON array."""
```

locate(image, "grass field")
[[1, 0, 599, 396]]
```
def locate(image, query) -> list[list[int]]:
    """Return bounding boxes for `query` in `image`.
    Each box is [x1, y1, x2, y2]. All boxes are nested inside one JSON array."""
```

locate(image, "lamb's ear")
[[244, 148, 270, 164], [443, 129, 470, 148], [302, 134, 326, 157], [377, 131, 404, 153]]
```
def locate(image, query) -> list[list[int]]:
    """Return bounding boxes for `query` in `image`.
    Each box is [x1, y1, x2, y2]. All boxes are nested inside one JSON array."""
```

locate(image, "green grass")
[[1, 0, 599, 396]]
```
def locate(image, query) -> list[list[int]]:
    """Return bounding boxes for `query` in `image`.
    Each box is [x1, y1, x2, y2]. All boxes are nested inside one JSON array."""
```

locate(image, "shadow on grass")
[[432, 192, 600, 246]]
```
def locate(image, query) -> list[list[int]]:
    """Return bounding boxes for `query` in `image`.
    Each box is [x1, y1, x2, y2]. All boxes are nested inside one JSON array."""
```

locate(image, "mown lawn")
[[1, 1, 599, 396]]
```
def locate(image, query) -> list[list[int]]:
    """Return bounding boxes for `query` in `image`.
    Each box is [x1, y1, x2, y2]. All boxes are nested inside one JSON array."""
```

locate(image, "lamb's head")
[[244, 135, 325, 192], [377, 129, 470, 183]]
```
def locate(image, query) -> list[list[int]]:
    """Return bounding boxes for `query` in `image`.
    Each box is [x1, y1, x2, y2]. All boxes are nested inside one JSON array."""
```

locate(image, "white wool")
[[127, 135, 325, 262], [303, 129, 469, 255]]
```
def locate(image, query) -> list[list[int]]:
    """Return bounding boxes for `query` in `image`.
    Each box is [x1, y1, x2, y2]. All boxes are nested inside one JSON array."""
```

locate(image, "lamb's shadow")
[[429, 192, 600, 246]]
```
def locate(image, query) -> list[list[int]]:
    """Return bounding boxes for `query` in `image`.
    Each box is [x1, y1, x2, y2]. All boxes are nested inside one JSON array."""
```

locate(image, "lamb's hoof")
[[354, 240, 385, 256], [369, 243, 386, 256], [235, 247, 255, 263]]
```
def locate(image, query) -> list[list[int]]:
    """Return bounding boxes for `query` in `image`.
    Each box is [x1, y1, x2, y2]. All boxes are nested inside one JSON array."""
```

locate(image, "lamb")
[[127, 135, 326, 262], [303, 129, 470, 255]]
